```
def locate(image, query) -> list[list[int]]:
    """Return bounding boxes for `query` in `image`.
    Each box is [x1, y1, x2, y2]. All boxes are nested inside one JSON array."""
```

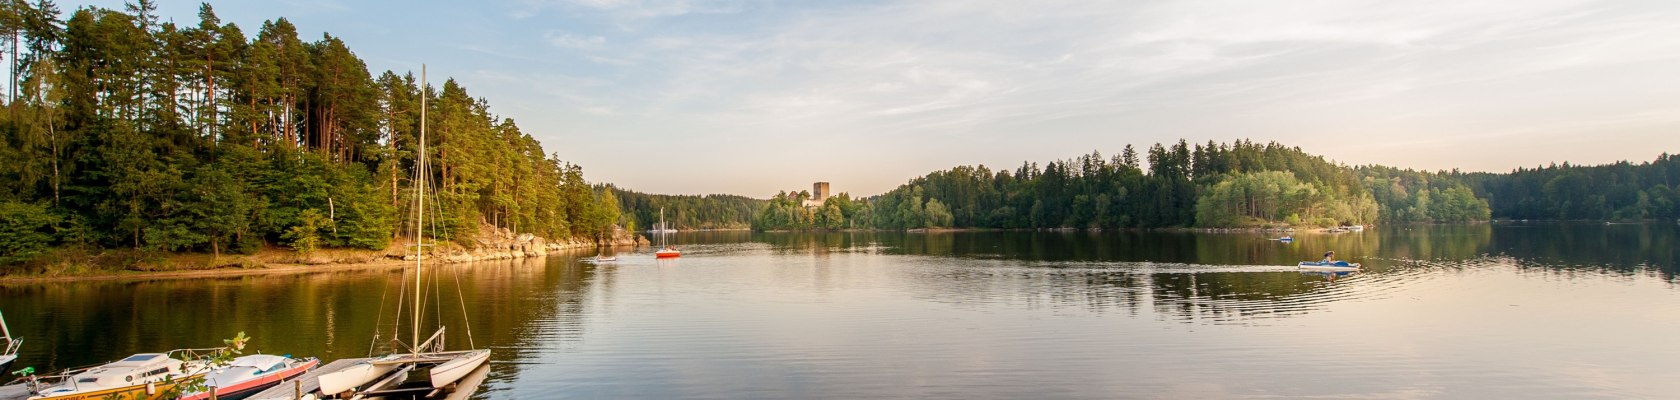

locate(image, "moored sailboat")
[[654, 207, 681, 258], [311, 64, 490, 399]]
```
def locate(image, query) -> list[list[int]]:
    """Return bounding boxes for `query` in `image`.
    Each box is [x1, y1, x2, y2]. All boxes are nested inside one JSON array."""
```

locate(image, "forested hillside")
[[613, 187, 764, 230], [1466, 155, 1680, 221], [750, 141, 1680, 231], [0, 2, 621, 265]]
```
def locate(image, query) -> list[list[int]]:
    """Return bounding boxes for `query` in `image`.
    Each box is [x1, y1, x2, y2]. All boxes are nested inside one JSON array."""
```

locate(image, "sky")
[[83, 0, 1680, 196]]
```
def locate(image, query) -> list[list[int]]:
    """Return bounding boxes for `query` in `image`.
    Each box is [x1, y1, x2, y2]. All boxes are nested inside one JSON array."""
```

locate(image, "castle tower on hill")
[[802, 181, 831, 207]]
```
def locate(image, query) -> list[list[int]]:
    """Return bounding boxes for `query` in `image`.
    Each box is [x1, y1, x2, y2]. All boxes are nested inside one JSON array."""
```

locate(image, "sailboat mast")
[[0, 309, 10, 342], [413, 64, 427, 356]]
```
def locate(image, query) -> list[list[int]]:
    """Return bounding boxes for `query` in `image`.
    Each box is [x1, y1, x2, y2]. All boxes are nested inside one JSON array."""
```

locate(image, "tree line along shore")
[[1, 3, 1675, 277], [0, 2, 625, 275], [747, 141, 1680, 231]]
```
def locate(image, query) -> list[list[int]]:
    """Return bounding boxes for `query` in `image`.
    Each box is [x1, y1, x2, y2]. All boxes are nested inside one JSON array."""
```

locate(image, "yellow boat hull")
[[30, 373, 203, 400]]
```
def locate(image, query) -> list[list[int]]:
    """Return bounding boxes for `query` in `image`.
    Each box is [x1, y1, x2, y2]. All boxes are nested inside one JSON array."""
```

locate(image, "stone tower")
[[813, 182, 830, 203]]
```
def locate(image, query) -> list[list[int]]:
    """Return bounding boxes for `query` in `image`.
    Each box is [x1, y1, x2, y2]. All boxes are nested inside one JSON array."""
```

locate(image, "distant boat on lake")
[[1298, 261, 1360, 271], [655, 207, 681, 259]]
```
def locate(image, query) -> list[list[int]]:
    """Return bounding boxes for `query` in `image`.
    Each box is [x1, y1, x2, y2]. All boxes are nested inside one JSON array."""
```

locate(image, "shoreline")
[[0, 247, 630, 285], [1, 227, 651, 284], [1, 245, 645, 286], [0, 258, 426, 285]]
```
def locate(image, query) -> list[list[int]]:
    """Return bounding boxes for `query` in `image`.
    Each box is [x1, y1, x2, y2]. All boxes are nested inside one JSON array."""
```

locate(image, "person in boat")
[[1321, 251, 1336, 264]]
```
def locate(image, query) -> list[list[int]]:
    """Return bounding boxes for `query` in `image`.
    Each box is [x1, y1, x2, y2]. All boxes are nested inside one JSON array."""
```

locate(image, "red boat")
[[653, 207, 681, 259], [179, 355, 319, 400]]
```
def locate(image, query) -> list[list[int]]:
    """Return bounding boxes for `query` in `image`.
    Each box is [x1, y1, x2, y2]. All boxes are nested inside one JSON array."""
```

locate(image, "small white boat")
[[179, 354, 319, 400], [27, 352, 209, 400], [588, 255, 619, 263], [1298, 261, 1360, 271], [315, 354, 398, 396], [428, 349, 491, 388]]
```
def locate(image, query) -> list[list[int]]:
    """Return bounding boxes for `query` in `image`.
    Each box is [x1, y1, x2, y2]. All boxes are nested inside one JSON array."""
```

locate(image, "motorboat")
[[26, 352, 210, 400], [179, 354, 319, 400], [1298, 261, 1361, 271]]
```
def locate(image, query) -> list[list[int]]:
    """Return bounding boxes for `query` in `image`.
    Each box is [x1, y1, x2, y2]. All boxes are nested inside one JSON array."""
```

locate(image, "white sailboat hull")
[[316, 359, 396, 396], [429, 349, 491, 388]]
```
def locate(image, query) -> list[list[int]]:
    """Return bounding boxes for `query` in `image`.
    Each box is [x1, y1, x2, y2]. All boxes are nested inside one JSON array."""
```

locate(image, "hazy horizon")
[[86, 0, 1680, 197]]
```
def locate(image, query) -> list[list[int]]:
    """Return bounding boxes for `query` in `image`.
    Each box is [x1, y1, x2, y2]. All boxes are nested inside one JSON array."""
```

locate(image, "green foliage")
[[171, 331, 250, 397], [763, 140, 1666, 231], [1465, 154, 1680, 221], [1358, 166, 1490, 223], [833, 140, 1377, 230], [283, 208, 330, 255], [618, 187, 766, 230], [0, 3, 622, 259], [0, 201, 59, 264]]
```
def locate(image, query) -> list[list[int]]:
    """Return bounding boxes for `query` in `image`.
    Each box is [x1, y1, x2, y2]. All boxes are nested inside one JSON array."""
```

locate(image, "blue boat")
[[1298, 261, 1360, 271]]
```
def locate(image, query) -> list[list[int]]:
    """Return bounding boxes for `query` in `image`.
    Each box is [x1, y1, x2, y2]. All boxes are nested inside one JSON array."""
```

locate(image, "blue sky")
[[83, 0, 1680, 196]]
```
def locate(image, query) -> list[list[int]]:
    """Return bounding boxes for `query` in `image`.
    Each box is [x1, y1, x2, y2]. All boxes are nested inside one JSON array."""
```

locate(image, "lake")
[[2, 222, 1677, 398]]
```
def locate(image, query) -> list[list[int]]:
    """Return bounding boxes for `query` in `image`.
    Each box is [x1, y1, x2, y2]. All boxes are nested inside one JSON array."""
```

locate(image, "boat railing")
[[3, 337, 20, 357], [11, 364, 96, 396], [11, 346, 226, 395]]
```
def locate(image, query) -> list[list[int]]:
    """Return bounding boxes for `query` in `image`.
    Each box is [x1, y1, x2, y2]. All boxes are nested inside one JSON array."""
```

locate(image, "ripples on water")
[[3, 224, 1677, 398]]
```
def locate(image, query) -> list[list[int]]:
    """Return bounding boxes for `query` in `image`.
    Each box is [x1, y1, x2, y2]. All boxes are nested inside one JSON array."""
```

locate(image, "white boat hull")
[[316, 359, 396, 396], [440, 364, 491, 400], [429, 349, 491, 388], [1298, 262, 1360, 271]]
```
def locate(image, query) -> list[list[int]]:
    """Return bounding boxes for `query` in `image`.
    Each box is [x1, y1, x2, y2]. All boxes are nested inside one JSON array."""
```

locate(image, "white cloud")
[[489, 0, 1680, 195], [544, 32, 607, 49]]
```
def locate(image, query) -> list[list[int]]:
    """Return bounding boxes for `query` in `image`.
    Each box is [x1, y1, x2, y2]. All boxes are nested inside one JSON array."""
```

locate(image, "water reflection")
[[712, 223, 1676, 326], [0, 254, 604, 398], [738, 222, 1677, 279], [2, 225, 1676, 399]]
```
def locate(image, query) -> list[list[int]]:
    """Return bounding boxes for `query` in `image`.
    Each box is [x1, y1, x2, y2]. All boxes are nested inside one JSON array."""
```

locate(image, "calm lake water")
[[3, 222, 1678, 398]]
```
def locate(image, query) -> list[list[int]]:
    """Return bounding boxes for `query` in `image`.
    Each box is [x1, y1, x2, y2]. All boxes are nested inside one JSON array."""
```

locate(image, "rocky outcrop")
[[398, 224, 647, 263], [602, 225, 651, 247]]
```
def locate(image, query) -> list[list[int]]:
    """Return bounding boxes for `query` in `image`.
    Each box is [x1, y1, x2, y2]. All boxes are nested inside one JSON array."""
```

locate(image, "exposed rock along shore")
[[398, 225, 649, 264]]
